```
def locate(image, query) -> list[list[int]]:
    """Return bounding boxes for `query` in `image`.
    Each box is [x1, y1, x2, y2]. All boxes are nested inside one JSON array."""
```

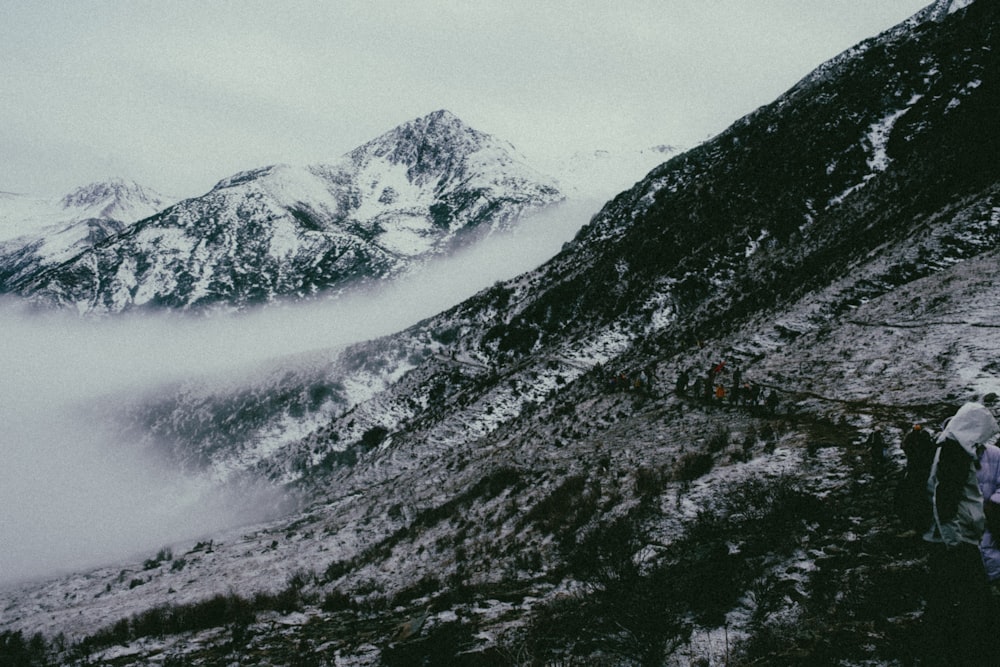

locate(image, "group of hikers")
[[604, 354, 1000, 661], [603, 359, 780, 415], [605, 368, 652, 393], [883, 402, 1000, 665], [611, 349, 1000, 662], [674, 360, 780, 414]]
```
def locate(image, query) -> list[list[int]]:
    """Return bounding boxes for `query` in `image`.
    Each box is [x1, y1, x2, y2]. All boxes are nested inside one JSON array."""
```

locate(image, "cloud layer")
[[0, 200, 595, 584]]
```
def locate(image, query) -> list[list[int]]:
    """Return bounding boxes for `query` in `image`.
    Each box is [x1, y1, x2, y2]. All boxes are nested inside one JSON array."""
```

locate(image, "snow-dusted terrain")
[[1, 1, 998, 664]]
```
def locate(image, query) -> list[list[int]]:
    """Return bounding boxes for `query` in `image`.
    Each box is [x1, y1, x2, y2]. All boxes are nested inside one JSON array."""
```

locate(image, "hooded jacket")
[[924, 403, 999, 548], [976, 443, 1000, 580]]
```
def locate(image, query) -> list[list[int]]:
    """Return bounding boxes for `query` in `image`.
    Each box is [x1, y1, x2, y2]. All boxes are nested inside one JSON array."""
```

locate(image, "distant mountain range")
[[0, 110, 563, 313]]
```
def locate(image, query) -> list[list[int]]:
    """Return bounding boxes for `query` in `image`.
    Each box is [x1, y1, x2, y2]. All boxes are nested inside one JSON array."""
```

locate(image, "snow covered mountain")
[[2, 1, 998, 664], [5, 111, 563, 313], [0, 178, 173, 296], [57, 178, 171, 226], [0, 177, 170, 242]]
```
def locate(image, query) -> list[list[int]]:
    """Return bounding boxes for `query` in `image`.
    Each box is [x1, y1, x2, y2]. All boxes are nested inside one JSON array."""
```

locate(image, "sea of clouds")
[[0, 199, 599, 584]]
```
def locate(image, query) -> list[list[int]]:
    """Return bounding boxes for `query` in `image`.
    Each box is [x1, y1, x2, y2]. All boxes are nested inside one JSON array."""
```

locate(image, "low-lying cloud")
[[0, 199, 598, 585]]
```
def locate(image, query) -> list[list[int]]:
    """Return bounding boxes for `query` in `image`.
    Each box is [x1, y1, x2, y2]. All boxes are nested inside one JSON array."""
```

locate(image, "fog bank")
[[0, 199, 597, 585]]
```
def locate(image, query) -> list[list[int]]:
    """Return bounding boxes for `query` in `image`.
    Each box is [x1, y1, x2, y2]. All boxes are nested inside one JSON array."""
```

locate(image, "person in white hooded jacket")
[[922, 402, 998, 665], [925, 402, 997, 547]]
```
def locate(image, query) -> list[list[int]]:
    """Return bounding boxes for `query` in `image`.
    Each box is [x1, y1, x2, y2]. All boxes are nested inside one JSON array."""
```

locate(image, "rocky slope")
[[1, 0, 997, 664], [4, 111, 563, 314]]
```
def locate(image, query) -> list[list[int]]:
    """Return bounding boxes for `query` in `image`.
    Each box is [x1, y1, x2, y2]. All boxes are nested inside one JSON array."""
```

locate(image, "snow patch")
[[866, 108, 910, 173], [745, 229, 771, 258], [828, 104, 915, 207]]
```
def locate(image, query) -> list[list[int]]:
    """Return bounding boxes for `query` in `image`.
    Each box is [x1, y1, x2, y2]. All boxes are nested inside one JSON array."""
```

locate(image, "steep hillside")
[[8, 111, 562, 313], [2, 1, 998, 665]]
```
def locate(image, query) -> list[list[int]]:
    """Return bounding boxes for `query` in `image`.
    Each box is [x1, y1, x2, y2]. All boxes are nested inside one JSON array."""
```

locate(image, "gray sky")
[[1, 0, 930, 199]]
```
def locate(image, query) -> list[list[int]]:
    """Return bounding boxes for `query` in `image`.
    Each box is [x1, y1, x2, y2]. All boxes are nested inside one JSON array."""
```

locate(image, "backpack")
[[934, 437, 974, 522]]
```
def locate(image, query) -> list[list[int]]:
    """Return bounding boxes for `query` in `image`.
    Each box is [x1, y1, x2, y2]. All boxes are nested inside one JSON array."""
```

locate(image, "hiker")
[[866, 427, 887, 472], [691, 377, 704, 399], [636, 369, 648, 392], [900, 423, 936, 534], [676, 368, 690, 396], [764, 389, 779, 415], [729, 381, 741, 405], [715, 383, 726, 402], [922, 402, 998, 665]]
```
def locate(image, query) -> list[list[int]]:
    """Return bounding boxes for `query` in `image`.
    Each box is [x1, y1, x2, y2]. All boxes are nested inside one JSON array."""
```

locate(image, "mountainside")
[[3, 1, 999, 665], [6, 111, 563, 313]]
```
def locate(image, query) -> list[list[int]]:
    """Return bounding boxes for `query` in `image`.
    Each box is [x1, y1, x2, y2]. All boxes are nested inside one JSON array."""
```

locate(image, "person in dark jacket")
[[675, 369, 690, 396], [900, 423, 936, 533], [764, 390, 777, 415], [866, 427, 887, 472]]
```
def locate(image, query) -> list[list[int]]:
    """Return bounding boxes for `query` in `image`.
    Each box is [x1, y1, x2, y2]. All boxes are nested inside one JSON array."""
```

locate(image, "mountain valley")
[[1, 1, 998, 664]]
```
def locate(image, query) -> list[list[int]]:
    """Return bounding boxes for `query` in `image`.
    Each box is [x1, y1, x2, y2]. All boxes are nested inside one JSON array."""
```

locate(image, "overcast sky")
[[2, 1, 930, 199]]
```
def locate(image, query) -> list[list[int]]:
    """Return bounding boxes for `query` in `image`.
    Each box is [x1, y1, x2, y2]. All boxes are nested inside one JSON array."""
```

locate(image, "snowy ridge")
[[0, 179, 173, 292], [7, 111, 563, 313], [0, 178, 170, 242], [930, 0, 977, 21]]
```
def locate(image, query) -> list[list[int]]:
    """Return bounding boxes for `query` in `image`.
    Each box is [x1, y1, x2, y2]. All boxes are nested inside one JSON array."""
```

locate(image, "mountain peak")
[[8, 112, 561, 313], [347, 110, 499, 181], [423, 108, 461, 124], [59, 178, 169, 223], [60, 177, 138, 203]]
